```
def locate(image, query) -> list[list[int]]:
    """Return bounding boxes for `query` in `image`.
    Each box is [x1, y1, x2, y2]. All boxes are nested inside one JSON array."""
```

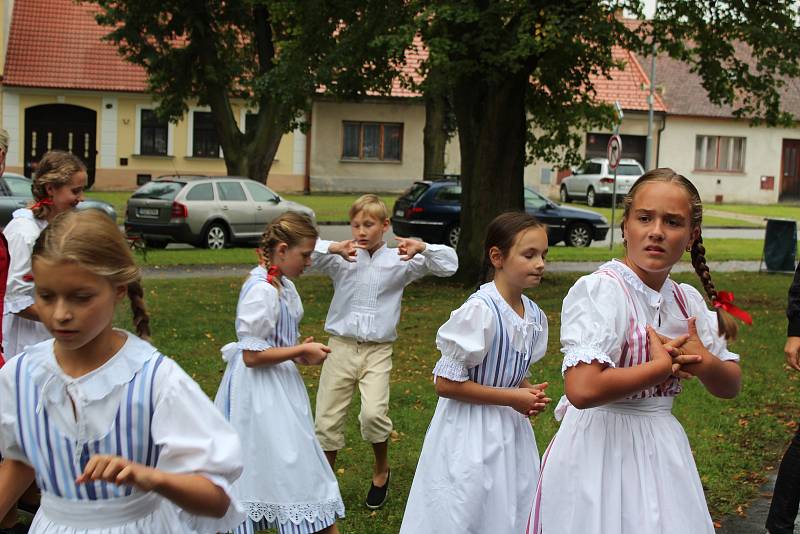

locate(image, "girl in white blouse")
[[400, 212, 551, 534], [0, 209, 245, 534], [3, 151, 88, 359], [532, 169, 748, 534], [215, 212, 344, 534]]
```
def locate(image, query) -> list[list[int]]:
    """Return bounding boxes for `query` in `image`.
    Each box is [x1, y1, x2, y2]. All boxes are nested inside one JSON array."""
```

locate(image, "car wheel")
[[204, 222, 228, 250], [559, 185, 571, 203], [586, 187, 596, 207], [447, 224, 461, 248], [566, 222, 592, 247], [144, 239, 168, 249]]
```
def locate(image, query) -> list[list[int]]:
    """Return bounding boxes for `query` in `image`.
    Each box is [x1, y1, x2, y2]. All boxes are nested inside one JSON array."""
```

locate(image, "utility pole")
[[644, 1, 658, 171]]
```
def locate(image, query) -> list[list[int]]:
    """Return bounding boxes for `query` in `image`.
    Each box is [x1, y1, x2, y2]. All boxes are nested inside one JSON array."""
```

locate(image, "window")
[[695, 135, 746, 171], [186, 183, 214, 201], [244, 113, 258, 135], [131, 181, 185, 200], [140, 109, 168, 156], [617, 164, 643, 176], [433, 185, 461, 203], [524, 189, 548, 210], [4, 176, 31, 197], [341, 122, 403, 161], [585, 162, 602, 175], [193, 111, 220, 158], [244, 181, 277, 202], [216, 181, 247, 201]]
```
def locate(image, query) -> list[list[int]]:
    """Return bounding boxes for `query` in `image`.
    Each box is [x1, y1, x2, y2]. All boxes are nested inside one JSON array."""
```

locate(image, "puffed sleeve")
[[530, 306, 549, 365], [307, 238, 346, 277], [234, 282, 279, 352], [560, 274, 629, 375], [3, 221, 37, 314], [432, 298, 495, 382], [0, 356, 28, 463], [152, 359, 245, 532], [681, 283, 740, 362], [403, 243, 459, 285]]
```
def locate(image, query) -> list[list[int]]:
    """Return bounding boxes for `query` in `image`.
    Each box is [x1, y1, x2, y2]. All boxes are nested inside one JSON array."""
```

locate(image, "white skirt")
[[215, 346, 344, 529], [400, 397, 540, 534], [533, 396, 714, 534], [31, 491, 243, 533]]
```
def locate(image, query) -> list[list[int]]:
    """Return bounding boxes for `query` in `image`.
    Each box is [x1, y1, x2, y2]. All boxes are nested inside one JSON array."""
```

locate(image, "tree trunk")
[[451, 72, 528, 284], [423, 91, 449, 179]]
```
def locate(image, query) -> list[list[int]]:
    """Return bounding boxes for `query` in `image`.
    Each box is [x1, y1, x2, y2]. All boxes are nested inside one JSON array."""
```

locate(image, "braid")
[[127, 281, 151, 340], [690, 233, 738, 340], [259, 225, 283, 291]]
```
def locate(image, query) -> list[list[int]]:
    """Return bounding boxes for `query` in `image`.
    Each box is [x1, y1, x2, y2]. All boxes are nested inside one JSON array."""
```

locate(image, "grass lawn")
[[116, 272, 796, 532], [133, 238, 787, 267], [708, 203, 800, 222]]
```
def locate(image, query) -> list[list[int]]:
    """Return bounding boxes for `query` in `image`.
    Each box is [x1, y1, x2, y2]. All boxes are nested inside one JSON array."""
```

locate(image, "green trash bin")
[[762, 218, 797, 272]]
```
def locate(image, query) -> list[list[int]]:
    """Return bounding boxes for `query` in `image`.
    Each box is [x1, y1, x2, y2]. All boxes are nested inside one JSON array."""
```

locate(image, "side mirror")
[[270, 195, 281, 203]]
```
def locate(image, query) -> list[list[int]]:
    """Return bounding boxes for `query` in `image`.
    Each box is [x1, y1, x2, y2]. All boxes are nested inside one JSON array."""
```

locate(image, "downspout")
[[655, 114, 666, 168], [303, 104, 312, 195]]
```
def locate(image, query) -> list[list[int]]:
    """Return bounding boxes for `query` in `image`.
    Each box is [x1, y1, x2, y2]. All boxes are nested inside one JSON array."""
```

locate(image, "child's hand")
[[395, 237, 426, 261], [646, 326, 674, 379], [668, 317, 709, 377], [301, 342, 331, 365], [507, 388, 550, 417], [328, 240, 360, 262], [76, 455, 161, 492]]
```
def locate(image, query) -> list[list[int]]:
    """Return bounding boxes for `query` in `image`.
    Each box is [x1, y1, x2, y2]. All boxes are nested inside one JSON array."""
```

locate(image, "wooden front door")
[[24, 104, 97, 187], [780, 139, 800, 201]]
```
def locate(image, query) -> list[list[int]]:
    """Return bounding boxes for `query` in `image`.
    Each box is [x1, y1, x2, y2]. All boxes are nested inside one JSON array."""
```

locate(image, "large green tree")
[[412, 0, 800, 281], [89, 0, 413, 182]]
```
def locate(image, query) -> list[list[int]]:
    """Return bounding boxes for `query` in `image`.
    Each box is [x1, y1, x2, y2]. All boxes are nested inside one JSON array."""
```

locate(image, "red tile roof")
[[3, 0, 147, 92], [0, 2, 664, 114], [592, 46, 666, 112]]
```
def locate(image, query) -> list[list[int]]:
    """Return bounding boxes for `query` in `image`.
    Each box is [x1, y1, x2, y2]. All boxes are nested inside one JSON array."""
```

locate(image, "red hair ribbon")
[[712, 291, 752, 325], [30, 198, 54, 210], [22, 273, 33, 282], [266, 265, 281, 284]]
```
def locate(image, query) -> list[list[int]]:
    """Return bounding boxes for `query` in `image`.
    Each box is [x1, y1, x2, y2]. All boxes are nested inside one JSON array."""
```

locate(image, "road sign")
[[607, 134, 622, 170]]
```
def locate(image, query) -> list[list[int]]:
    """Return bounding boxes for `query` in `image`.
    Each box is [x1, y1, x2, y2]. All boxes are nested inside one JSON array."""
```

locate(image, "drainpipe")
[[655, 115, 666, 168], [304, 105, 312, 195]]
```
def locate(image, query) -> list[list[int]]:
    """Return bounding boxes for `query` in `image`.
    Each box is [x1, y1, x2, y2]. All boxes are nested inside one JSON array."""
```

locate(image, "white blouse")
[[433, 281, 548, 383], [309, 240, 458, 343], [0, 332, 245, 532], [560, 260, 740, 375]]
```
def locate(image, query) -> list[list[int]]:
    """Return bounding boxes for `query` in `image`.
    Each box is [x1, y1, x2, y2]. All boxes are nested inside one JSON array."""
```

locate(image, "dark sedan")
[[391, 180, 609, 247]]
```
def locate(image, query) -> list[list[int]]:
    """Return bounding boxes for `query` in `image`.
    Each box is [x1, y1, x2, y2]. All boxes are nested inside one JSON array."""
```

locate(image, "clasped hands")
[[648, 317, 710, 381]]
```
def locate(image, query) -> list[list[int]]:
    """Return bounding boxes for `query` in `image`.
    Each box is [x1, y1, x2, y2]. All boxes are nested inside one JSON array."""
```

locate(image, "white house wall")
[[658, 116, 798, 204]]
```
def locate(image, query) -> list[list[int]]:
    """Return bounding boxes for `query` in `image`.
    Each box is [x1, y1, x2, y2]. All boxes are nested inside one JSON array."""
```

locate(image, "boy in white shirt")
[[311, 194, 458, 509]]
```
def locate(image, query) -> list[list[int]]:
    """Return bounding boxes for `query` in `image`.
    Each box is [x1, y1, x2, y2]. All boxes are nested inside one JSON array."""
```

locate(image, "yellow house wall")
[[2, 90, 302, 191], [309, 99, 425, 192]]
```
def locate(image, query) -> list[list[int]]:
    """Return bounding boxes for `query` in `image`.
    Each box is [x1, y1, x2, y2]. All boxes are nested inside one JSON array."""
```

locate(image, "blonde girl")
[[532, 168, 748, 534], [0, 209, 245, 533], [215, 212, 344, 534], [3, 150, 88, 357]]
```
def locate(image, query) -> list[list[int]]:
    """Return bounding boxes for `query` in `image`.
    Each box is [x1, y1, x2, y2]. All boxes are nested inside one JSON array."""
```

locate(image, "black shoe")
[[0, 523, 30, 534], [365, 469, 390, 509]]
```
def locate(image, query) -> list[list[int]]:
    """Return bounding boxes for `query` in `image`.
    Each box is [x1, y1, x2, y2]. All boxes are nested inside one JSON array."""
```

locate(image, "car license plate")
[[137, 207, 159, 218], [395, 209, 404, 217]]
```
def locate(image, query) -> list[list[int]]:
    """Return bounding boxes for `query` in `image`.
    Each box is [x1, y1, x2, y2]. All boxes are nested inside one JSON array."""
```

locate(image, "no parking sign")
[[607, 134, 622, 170]]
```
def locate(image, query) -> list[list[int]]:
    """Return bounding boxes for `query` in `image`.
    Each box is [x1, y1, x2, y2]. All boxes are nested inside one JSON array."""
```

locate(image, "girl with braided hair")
[[531, 168, 749, 534], [0, 209, 246, 533], [3, 150, 88, 359], [215, 212, 344, 534]]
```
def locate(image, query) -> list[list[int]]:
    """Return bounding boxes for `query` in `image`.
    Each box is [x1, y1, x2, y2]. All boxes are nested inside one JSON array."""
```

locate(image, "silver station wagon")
[[124, 176, 316, 249]]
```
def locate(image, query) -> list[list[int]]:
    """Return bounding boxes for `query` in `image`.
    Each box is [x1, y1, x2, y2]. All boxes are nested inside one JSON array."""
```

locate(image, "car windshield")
[[4, 177, 31, 197], [131, 181, 185, 200], [403, 183, 430, 202], [524, 189, 549, 209], [617, 164, 643, 176]]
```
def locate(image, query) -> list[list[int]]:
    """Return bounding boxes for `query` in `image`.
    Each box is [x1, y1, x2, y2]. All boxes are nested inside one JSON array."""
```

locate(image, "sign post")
[[608, 101, 624, 250]]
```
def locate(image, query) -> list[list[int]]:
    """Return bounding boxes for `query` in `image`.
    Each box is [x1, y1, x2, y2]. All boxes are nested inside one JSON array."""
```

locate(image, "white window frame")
[[135, 105, 174, 156], [694, 134, 746, 172]]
